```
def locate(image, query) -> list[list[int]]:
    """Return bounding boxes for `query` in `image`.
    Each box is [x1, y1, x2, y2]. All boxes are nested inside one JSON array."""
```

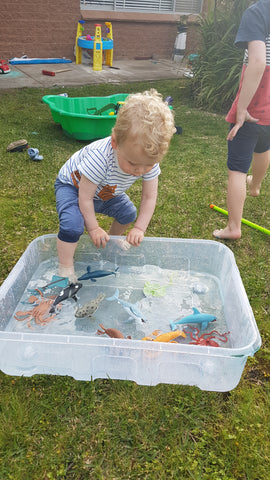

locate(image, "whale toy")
[[170, 307, 216, 331], [78, 265, 118, 282], [106, 288, 144, 321]]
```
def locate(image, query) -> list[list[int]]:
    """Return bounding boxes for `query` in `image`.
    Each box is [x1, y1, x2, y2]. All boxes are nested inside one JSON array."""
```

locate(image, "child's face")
[[112, 134, 156, 176]]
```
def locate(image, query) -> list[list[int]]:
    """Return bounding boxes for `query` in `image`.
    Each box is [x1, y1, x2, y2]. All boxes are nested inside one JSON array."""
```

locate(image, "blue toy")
[[78, 265, 118, 282], [106, 288, 144, 321], [170, 308, 216, 331]]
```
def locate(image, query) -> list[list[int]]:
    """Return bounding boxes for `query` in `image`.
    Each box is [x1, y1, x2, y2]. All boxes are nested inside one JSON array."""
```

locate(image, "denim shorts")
[[227, 122, 270, 174], [54, 178, 137, 243]]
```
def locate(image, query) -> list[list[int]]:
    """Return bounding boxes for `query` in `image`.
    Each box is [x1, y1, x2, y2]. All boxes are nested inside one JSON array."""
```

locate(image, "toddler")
[[54, 89, 175, 281]]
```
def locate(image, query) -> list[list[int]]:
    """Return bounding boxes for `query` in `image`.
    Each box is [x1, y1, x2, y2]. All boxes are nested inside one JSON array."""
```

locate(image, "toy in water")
[[192, 283, 208, 294], [143, 277, 173, 297], [49, 282, 82, 314], [75, 293, 105, 318], [170, 307, 216, 331], [15, 289, 59, 328], [41, 275, 69, 291], [0, 60, 10, 74], [210, 204, 270, 236], [142, 329, 186, 343], [97, 324, 131, 339], [78, 265, 118, 282], [185, 326, 230, 347], [106, 288, 144, 321]]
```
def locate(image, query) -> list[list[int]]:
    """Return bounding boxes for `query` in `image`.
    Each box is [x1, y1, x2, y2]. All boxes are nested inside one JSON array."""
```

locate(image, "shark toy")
[[170, 307, 216, 331], [78, 265, 118, 282], [106, 288, 144, 321]]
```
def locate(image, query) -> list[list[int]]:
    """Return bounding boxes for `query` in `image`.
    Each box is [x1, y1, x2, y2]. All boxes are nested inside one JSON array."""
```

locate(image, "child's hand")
[[89, 227, 110, 249], [126, 227, 144, 247]]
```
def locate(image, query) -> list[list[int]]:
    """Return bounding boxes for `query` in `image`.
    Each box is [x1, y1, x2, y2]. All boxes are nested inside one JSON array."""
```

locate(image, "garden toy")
[[210, 204, 270, 236], [0, 60, 10, 74]]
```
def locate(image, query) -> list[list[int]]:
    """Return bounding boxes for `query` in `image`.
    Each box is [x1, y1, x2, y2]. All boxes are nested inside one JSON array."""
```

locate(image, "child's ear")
[[111, 132, 117, 149]]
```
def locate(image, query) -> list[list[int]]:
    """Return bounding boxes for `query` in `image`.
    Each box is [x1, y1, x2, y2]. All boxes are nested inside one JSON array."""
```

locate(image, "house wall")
[[0, 1, 206, 62], [1, 0, 80, 60]]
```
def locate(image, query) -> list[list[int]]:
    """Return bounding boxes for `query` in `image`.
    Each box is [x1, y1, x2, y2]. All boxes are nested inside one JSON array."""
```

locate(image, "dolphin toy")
[[170, 307, 216, 331], [106, 288, 144, 321], [78, 265, 118, 282], [49, 282, 82, 313]]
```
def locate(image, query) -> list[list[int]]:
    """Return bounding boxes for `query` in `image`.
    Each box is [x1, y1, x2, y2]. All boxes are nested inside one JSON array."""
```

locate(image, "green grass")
[[0, 80, 270, 479]]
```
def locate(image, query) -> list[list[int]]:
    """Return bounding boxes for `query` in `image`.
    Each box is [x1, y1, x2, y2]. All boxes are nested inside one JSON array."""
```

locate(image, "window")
[[80, 0, 203, 15]]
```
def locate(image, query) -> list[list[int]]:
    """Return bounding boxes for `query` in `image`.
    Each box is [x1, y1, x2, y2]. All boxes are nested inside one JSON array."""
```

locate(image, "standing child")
[[54, 89, 175, 281], [213, 0, 270, 240]]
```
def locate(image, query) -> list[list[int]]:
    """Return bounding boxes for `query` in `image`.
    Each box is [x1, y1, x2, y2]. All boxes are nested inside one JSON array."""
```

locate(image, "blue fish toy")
[[78, 265, 118, 282], [106, 288, 144, 321], [170, 307, 216, 331]]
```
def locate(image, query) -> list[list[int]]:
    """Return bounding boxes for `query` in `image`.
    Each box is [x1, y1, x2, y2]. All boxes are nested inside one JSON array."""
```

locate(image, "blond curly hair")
[[112, 89, 176, 162]]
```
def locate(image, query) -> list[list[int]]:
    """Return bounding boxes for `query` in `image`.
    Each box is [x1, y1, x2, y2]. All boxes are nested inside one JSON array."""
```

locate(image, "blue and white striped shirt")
[[58, 136, 160, 201]]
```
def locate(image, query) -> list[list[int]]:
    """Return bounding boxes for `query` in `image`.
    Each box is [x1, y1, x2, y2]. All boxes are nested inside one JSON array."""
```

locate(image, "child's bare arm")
[[228, 40, 266, 141], [78, 175, 110, 248], [126, 177, 158, 246]]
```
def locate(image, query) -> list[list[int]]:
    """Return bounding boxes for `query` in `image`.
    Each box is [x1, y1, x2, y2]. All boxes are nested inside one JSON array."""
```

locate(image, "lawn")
[[0, 79, 269, 480]]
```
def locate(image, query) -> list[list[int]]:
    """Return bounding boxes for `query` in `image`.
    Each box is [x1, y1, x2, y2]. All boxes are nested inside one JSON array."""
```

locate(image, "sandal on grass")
[[27, 148, 43, 161], [7, 139, 28, 152]]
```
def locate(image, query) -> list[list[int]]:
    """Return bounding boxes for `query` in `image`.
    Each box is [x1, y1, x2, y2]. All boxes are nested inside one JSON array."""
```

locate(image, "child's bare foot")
[[58, 264, 77, 283], [213, 227, 241, 240], [247, 175, 260, 196]]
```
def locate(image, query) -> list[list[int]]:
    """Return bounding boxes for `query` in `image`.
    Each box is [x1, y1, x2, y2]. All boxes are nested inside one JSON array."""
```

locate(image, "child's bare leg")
[[213, 170, 246, 240], [108, 219, 132, 235], [57, 237, 78, 282], [247, 150, 270, 197], [108, 220, 132, 249]]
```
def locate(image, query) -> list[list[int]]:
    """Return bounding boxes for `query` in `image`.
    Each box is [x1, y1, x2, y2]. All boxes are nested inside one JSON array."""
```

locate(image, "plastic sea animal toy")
[[142, 329, 186, 343], [170, 307, 216, 331], [185, 326, 230, 347], [143, 277, 173, 297], [75, 293, 105, 318], [97, 324, 131, 339], [15, 288, 59, 328], [106, 288, 144, 321], [78, 265, 118, 282], [49, 282, 82, 313]]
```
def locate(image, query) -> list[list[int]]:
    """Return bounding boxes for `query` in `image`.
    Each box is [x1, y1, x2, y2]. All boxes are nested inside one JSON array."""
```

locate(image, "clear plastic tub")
[[0, 235, 261, 391]]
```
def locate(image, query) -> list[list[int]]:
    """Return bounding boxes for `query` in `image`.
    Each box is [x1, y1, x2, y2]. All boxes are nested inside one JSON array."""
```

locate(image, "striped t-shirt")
[[226, 0, 270, 125], [58, 136, 161, 201]]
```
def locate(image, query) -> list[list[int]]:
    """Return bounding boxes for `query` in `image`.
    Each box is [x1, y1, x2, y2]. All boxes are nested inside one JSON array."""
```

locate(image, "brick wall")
[[1, 0, 80, 60], [0, 1, 205, 62]]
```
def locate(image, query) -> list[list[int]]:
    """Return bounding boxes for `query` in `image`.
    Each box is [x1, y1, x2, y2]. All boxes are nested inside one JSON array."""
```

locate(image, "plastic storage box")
[[0, 235, 261, 392], [42, 93, 129, 140]]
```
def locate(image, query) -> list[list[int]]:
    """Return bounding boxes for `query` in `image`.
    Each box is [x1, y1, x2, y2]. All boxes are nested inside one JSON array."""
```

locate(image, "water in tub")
[[8, 258, 228, 344]]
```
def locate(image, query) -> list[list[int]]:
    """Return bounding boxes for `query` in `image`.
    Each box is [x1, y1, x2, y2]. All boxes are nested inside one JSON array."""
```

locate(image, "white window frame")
[[80, 0, 203, 15]]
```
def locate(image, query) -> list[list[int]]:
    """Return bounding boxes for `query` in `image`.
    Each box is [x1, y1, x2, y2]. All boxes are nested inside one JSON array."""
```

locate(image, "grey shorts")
[[227, 122, 270, 174]]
